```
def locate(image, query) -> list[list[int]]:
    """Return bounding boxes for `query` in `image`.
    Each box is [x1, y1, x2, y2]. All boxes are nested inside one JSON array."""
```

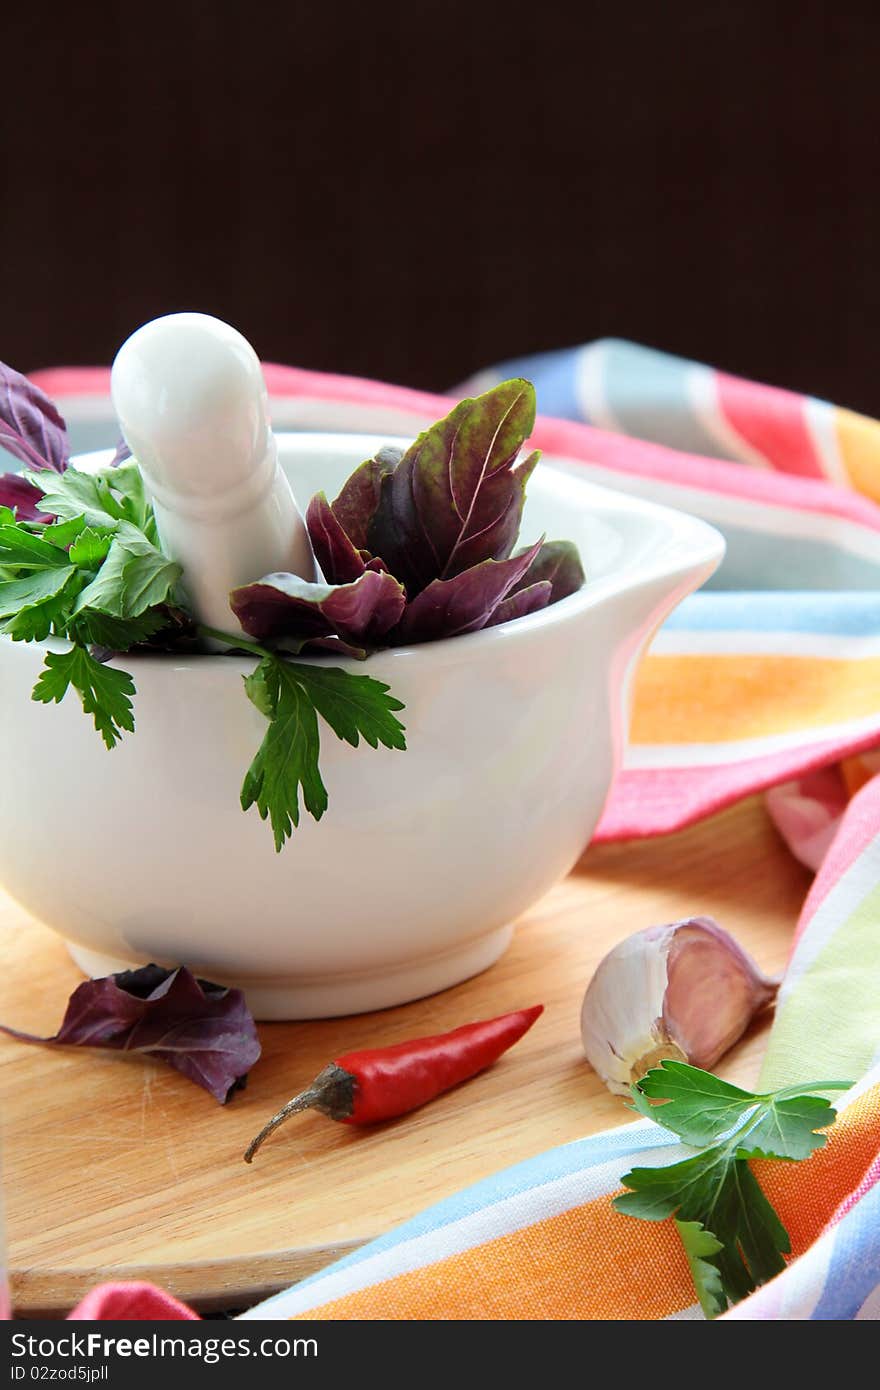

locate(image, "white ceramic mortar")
[[0, 435, 723, 1017]]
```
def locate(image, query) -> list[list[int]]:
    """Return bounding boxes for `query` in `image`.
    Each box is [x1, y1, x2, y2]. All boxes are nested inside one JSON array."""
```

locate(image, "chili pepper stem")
[[243, 1063, 356, 1162], [243, 1087, 325, 1162]]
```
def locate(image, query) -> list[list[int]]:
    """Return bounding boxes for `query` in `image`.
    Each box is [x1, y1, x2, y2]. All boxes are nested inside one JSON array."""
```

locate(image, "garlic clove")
[[580, 923, 681, 1096], [580, 917, 779, 1096], [663, 917, 778, 1070]]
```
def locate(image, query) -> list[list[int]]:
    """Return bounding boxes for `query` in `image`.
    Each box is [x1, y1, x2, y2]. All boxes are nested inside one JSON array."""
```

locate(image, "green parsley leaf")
[[68, 526, 113, 569], [0, 568, 76, 616], [630, 1060, 850, 1158], [32, 644, 136, 749], [284, 661, 406, 750], [103, 461, 152, 531], [238, 653, 407, 850], [2, 593, 76, 643], [0, 524, 69, 570], [616, 1157, 778, 1314], [24, 460, 155, 535], [43, 516, 90, 549], [69, 608, 169, 652], [615, 1062, 851, 1316], [0, 506, 15, 526], [242, 660, 275, 717], [241, 657, 328, 850], [73, 526, 181, 619], [615, 1145, 790, 1298], [0, 567, 79, 640], [26, 467, 122, 528], [114, 548, 182, 615], [71, 538, 137, 614], [675, 1220, 726, 1319]]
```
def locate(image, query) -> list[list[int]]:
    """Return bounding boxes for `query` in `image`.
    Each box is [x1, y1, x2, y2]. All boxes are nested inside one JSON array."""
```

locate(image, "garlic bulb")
[[580, 917, 779, 1096]]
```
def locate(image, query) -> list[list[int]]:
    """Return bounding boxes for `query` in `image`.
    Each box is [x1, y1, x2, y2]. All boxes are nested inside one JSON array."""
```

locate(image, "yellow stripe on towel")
[[834, 407, 880, 502]]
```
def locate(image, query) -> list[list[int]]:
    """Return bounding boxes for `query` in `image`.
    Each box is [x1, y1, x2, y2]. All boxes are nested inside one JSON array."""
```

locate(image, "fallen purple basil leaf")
[[0, 964, 261, 1103]]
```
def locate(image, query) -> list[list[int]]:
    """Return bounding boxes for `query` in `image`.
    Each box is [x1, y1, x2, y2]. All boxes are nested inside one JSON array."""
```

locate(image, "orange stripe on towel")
[[630, 655, 880, 745]]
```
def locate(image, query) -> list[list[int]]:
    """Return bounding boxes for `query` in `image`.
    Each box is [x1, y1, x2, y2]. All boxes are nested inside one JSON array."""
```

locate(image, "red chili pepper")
[[244, 1003, 543, 1161]]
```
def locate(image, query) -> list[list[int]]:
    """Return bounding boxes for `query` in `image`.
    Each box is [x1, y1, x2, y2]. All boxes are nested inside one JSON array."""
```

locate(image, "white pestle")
[[110, 312, 315, 637]]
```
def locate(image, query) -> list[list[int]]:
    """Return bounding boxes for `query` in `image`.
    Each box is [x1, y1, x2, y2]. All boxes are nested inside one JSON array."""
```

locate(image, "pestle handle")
[[110, 313, 314, 633]]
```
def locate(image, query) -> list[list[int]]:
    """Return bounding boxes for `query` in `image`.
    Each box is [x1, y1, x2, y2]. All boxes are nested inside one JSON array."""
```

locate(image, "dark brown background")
[[3, 2, 879, 412]]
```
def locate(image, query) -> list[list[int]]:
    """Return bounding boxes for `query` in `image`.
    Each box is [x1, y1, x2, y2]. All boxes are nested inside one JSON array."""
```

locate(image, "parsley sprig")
[[32, 645, 137, 750], [201, 626, 406, 851], [0, 464, 182, 746], [614, 1061, 851, 1317], [1, 463, 406, 846]]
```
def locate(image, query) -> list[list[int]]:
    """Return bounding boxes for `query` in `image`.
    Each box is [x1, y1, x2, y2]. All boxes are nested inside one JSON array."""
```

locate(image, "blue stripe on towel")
[[590, 339, 734, 461], [666, 592, 880, 635], [285, 1120, 664, 1290]]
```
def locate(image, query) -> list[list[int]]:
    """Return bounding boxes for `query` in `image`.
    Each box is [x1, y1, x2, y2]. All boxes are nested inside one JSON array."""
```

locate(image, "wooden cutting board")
[[0, 795, 810, 1316]]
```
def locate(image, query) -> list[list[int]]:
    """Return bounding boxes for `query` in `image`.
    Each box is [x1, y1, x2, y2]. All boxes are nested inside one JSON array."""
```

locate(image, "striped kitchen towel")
[[29, 339, 880, 842], [18, 340, 880, 1319]]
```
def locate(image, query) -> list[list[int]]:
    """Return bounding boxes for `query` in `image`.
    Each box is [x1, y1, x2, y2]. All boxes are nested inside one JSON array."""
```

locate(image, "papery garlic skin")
[[663, 919, 777, 1070], [580, 917, 778, 1096]]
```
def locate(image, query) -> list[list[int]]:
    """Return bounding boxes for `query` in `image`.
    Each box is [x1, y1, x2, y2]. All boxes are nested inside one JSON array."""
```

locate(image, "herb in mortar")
[[1, 460, 183, 746], [0, 370, 584, 848], [232, 377, 585, 647], [614, 1060, 851, 1316], [0, 964, 260, 1102]]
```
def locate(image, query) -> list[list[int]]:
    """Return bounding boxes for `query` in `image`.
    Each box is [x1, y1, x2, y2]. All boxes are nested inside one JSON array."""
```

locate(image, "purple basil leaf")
[[268, 633, 370, 660], [332, 447, 399, 549], [243, 631, 369, 660], [486, 580, 553, 627], [0, 363, 69, 473], [298, 635, 369, 659], [0, 471, 44, 521], [442, 447, 539, 577], [510, 539, 585, 604], [368, 380, 539, 596], [231, 568, 406, 646], [0, 964, 260, 1103], [110, 437, 132, 467], [392, 538, 543, 644], [306, 492, 368, 585]]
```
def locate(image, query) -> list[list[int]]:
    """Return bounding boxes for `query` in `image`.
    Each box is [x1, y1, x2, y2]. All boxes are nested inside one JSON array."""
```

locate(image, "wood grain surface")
[[0, 795, 811, 1315]]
